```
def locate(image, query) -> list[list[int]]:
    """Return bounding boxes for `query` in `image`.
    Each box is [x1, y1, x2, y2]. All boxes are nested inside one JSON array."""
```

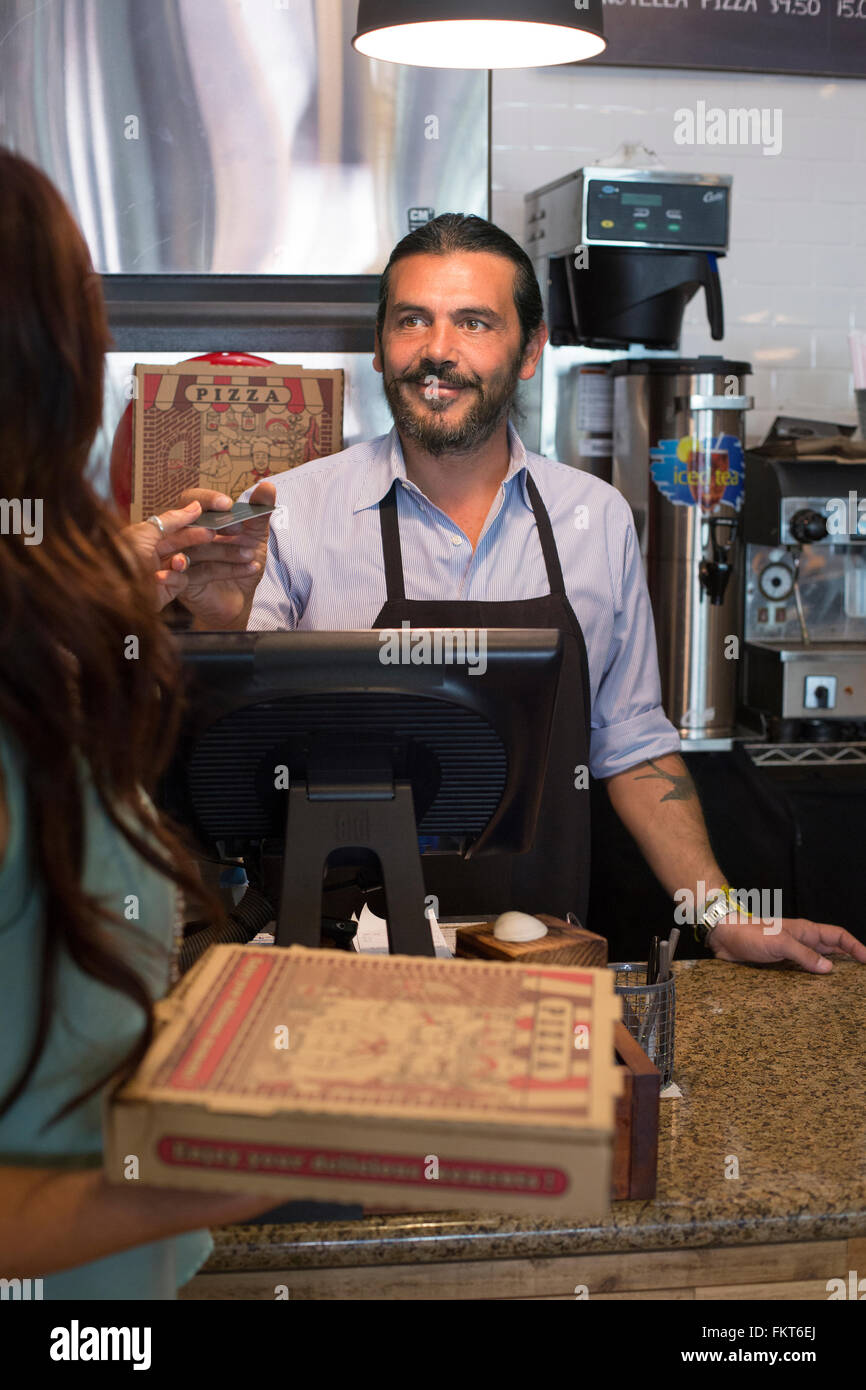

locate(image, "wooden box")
[[611, 1021, 660, 1201], [453, 914, 608, 968]]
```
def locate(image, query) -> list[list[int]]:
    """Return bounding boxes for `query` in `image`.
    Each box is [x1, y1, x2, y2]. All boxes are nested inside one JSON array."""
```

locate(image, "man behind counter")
[[160, 213, 865, 975]]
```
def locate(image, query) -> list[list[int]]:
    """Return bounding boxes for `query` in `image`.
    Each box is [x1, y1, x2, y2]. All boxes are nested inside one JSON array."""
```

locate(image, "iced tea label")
[[649, 434, 745, 513]]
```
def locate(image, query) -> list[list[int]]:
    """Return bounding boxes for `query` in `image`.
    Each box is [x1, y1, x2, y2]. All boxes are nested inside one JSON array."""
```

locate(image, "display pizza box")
[[104, 945, 623, 1219], [130, 362, 344, 522]]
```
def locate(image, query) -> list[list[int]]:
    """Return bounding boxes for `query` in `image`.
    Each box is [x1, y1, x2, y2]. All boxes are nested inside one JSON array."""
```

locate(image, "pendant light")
[[352, 1, 606, 70]]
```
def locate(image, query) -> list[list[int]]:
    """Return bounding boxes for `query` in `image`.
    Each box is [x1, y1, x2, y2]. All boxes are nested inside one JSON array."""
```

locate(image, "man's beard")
[[382, 349, 523, 457]]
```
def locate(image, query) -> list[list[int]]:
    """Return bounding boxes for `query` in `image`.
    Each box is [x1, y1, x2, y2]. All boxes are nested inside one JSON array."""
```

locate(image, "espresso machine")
[[741, 451, 866, 739], [524, 166, 750, 739]]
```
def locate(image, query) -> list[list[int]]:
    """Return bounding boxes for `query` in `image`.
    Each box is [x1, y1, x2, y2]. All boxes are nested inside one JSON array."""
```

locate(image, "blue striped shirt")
[[244, 420, 680, 778]]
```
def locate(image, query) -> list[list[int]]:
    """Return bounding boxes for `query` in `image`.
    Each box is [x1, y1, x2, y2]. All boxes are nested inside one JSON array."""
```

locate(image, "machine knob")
[[789, 509, 828, 543]]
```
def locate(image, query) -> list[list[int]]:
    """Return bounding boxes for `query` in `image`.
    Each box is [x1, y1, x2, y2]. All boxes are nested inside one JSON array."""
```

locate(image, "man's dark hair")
[[376, 213, 544, 359]]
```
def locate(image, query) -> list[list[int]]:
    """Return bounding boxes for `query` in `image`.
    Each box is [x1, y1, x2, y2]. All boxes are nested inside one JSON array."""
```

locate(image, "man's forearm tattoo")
[[632, 758, 698, 803]]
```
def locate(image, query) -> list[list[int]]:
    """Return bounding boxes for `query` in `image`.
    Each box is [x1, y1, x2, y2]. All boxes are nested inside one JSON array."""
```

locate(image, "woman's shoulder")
[[0, 732, 7, 869], [0, 720, 175, 974]]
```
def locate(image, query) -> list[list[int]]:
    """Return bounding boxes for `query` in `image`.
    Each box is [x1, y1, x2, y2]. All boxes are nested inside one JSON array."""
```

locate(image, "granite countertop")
[[205, 957, 866, 1272]]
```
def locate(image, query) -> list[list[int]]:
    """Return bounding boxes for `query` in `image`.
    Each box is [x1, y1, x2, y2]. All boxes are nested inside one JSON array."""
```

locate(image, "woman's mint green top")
[[0, 726, 212, 1298]]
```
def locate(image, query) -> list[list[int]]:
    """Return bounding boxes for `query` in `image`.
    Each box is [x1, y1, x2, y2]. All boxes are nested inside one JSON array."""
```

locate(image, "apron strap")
[[379, 472, 567, 601], [525, 473, 566, 598], [378, 480, 406, 603]]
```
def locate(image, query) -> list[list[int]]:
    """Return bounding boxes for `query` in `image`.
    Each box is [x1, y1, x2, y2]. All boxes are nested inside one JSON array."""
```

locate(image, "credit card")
[[195, 501, 279, 530]]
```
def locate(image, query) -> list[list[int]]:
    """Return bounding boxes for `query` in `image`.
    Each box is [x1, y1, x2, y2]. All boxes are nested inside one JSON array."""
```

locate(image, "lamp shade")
[[352, 0, 606, 70]]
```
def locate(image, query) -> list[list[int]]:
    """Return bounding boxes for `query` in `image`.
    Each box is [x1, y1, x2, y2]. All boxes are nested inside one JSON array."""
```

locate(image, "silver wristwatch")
[[697, 892, 732, 947]]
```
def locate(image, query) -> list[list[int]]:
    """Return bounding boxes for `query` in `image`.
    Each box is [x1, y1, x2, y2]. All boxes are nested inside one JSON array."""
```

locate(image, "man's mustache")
[[398, 370, 479, 391]]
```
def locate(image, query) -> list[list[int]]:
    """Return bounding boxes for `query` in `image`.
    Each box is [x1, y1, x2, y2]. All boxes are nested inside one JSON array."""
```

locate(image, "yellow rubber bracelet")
[[694, 885, 753, 944], [721, 884, 753, 920]]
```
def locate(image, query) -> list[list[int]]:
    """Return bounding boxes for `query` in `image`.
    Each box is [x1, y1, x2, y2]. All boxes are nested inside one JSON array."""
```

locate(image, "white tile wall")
[[491, 66, 866, 445]]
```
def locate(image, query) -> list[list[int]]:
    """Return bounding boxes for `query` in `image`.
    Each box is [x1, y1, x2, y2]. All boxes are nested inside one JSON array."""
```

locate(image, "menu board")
[[588, 0, 866, 78]]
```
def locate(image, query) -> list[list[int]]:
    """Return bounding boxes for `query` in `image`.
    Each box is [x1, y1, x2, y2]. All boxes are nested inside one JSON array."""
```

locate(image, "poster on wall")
[[584, 0, 866, 79]]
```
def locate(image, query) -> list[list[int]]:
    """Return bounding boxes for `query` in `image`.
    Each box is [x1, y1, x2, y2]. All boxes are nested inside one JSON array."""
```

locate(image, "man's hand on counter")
[[709, 915, 866, 973], [603, 752, 866, 973], [175, 481, 275, 630]]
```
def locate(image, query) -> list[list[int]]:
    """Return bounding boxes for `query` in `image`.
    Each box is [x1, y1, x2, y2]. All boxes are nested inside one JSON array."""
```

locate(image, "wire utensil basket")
[[609, 962, 675, 1088]]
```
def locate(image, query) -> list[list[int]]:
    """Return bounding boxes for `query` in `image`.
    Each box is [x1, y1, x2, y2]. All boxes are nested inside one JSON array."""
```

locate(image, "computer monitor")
[[161, 629, 563, 955]]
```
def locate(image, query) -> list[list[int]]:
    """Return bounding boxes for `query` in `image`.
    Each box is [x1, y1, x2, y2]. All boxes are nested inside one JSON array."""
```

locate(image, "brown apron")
[[372, 473, 593, 925]]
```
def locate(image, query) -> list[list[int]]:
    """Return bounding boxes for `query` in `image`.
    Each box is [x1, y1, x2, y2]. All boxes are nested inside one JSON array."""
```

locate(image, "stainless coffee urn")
[[611, 359, 752, 739]]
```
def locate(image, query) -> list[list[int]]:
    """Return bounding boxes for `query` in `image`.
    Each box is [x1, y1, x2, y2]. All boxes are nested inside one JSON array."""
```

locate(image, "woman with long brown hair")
[[0, 150, 279, 1297]]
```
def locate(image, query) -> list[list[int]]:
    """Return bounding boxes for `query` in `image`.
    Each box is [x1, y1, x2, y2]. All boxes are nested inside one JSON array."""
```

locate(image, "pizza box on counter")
[[104, 944, 623, 1219]]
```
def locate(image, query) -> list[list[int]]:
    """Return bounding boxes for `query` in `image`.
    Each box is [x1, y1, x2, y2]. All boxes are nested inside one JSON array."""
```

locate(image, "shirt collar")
[[353, 419, 532, 514]]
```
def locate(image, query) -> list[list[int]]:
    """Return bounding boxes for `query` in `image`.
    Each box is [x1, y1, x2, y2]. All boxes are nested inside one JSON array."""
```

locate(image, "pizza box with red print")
[[129, 361, 344, 523], [104, 945, 623, 1218]]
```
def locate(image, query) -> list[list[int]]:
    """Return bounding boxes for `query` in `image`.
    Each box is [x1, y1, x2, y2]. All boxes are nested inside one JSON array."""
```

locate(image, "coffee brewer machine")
[[527, 166, 729, 350], [741, 451, 866, 739], [524, 167, 750, 739]]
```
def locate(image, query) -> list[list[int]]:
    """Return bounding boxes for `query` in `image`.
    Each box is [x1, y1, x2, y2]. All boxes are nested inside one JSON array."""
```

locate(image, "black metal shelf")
[[101, 274, 381, 353]]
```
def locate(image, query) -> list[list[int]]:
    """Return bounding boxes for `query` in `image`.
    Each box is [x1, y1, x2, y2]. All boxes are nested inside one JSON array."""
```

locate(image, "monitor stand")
[[275, 759, 435, 956]]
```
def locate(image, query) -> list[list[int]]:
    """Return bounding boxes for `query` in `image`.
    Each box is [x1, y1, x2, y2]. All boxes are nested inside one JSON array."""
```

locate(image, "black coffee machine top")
[[525, 167, 732, 351]]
